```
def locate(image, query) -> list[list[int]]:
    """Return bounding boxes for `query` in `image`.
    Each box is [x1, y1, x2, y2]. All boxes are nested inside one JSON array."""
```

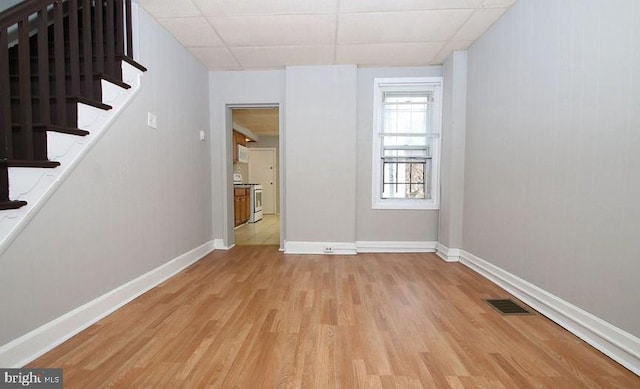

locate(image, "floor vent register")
[[485, 299, 532, 315]]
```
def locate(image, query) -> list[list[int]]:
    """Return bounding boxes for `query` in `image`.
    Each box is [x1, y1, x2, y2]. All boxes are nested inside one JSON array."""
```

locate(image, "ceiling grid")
[[139, 0, 517, 70]]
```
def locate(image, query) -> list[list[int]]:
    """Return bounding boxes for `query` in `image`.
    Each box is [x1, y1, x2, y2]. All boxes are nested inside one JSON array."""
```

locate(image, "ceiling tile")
[[336, 42, 444, 66], [193, 0, 337, 16], [233, 109, 280, 137], [452, 8, 508, 41], [210, 15, 336, 47], [140, 0, 518, 69], [138, 0, 201, 18], [158, 17, 224, 47], [338, 10, 474, 44], [433, 40, 474, 63], [190, 47, 240, 70], [340, 0, 483, 13], [232, 46, 335, 69]]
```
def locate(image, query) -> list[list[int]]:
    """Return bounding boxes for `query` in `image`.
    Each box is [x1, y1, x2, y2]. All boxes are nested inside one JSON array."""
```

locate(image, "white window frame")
[[371, 77, 442, 210]]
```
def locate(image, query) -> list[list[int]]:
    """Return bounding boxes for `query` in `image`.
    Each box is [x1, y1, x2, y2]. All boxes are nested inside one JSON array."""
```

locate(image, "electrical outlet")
[[323, 247, 334, 253]]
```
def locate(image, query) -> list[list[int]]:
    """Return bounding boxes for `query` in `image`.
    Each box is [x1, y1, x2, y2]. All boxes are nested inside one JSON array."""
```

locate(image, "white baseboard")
[[214, 239, 232, 250], [283, 241, 438, 255], [284, 241, 357, 255], [459, 250, 640, 376], [356, 241, 437, 253], [436, 243, 461, 262], [0, 240, 214, 368]]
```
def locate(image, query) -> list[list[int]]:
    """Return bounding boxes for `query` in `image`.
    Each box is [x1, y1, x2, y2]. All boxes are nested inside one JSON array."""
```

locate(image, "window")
[[372, 77, 442, 210]]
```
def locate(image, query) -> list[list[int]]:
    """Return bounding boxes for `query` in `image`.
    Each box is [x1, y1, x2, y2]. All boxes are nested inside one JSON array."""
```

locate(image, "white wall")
[[464, 0, 640, 337], [356, 66, 442, 243], [285, 66, 357, 245], [0, 8, 211, 346], [208, 70, 285, 247], [210, 65, 453, 251], [439, 53, 467, 252]]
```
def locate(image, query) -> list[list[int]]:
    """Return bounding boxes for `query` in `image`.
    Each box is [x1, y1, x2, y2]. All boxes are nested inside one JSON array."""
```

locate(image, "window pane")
[[409, 163, 424, 183], [383, 91, 430, 103], [384, 108, 397, 133], [382, 161, 428, 199], [383, 162, 398, 185], [382, 135, 427, 147], [382, 148, 428, 158], [383, 108, 426, 134], [410, 184, 426, 199], [382, 92, 429, 136], [382, 183, 426, 199]]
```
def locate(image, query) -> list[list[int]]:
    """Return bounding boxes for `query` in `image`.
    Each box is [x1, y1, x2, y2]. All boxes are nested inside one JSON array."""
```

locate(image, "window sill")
[[372, 200, 439, 211]]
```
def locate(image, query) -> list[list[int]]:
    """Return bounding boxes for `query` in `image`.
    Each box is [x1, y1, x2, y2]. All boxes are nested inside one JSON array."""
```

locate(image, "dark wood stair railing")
[[0, 0, 146, 210]]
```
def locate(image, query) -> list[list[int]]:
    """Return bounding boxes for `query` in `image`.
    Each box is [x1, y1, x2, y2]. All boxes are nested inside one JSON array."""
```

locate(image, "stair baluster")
[[105, 0, 115, 78], [52, 0, 67, 126], [17, 17, 34, 160], [0, 0, 146, 210], [68, 0, 80, 97], [0, 29, 11, 159], [81, 0, 93, 99]]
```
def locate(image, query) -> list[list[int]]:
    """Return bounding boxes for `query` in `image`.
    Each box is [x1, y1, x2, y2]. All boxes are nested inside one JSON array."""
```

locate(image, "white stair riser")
[[1, 62, 143, 253]]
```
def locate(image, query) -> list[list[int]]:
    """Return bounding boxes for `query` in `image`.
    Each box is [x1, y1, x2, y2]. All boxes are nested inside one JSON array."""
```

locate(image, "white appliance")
[[250, 185, 263, 223], [233, 173, 263, 223]]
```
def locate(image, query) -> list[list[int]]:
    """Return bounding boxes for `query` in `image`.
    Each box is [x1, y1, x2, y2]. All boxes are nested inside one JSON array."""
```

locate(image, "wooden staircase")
[[0, 0, 146, 210]]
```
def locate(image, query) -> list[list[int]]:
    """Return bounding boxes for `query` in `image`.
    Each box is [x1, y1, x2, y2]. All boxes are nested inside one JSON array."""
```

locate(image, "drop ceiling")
[[233, 108, 280, 137], [138, 0, 517, 71]]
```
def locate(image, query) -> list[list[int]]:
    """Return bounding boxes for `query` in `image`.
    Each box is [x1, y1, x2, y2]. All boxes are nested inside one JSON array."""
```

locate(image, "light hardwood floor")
[[28, 246, 639, 388], [235, 214, 279, 246]]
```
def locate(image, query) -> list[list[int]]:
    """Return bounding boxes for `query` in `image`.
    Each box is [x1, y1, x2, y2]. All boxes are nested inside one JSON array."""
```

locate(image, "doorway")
[[231, 107, 280, 246]]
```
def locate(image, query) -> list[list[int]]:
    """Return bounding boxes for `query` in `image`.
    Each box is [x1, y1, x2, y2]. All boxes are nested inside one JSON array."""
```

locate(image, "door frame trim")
[[224, 104, 284, 250]]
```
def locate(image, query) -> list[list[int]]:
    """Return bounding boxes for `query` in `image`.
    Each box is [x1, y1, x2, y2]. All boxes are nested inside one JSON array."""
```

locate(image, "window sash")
[[381, 160, 430, 200], [372, 77, 442, 210]]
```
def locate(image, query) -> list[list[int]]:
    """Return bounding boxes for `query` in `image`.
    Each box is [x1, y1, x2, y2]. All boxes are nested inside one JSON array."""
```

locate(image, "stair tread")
[[120, 55, 147, 72], [72, 96, 112, 110], [95, 73, 131, 89], [9, 73, 130, 90], [12, 123, 90, 136], [0, 200, 28, 211], [9, 95, 113, 110], [10, 72, 117, 78], [10, 55, 122, 61], [1, 160, 61, 168]]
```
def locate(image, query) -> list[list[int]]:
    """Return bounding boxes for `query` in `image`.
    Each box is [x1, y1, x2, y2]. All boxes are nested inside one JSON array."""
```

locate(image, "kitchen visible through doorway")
[[232, 107, 280, 245]]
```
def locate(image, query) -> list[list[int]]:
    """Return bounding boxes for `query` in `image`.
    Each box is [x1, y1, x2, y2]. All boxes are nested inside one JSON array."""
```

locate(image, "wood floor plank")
[[26, 247, 640, 388]]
